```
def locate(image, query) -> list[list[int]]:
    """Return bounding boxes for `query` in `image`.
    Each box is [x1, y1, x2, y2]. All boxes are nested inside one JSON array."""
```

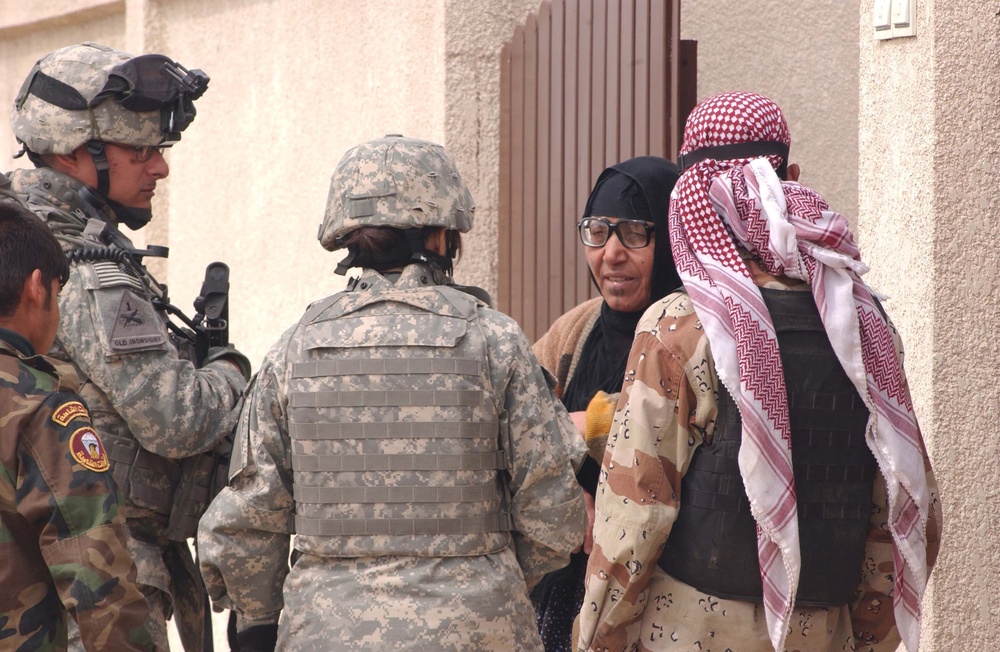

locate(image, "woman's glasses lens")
[[577, 218, 652, 249]]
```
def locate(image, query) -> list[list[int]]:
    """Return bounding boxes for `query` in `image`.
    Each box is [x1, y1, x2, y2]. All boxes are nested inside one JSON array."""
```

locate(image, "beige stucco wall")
[[860, 0, 1000, 648], [3, 0, 998, 650], [0, 0, 541, 367], [682, 0, 861, 226]]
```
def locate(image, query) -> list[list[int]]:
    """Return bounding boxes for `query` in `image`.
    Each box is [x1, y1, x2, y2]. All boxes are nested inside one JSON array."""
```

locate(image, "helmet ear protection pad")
[[15, 54, 209, 144]]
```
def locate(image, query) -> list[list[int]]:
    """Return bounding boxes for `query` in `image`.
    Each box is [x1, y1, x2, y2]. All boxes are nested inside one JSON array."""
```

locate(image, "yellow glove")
[[583, 390, 618, 462]]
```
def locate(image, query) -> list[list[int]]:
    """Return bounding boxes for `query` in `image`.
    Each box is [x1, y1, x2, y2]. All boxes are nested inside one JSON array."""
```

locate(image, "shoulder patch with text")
[[52, 401, 89, 426], [109, 289, 166, 352], [69, 427, 111, 472]]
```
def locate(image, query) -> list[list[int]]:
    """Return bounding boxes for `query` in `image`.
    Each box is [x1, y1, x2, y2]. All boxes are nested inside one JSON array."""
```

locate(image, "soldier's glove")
[[236, 624, 278, 652], [205, 345, 252, 381]]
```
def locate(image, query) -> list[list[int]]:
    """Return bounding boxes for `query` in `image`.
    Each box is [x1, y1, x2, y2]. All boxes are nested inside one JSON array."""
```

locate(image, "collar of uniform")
[[0, 327, 34, 357], [9, 167, 113, 227], [354, 263, 443, 293]]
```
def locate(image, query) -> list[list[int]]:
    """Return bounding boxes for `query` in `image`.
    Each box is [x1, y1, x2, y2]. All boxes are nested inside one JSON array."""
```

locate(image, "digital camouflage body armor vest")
[[286, 266, 513, 558], [659, 288, 877, 606]]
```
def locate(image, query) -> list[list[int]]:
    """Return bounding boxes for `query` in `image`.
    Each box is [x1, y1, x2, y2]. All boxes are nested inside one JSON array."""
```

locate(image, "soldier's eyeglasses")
[[577, 217, 655, 249], [112, 144, 170, 163]]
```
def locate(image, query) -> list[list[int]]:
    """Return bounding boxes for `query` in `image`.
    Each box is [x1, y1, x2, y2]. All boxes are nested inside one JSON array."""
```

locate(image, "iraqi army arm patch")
[[51, 401, 89, 426], [69, 427, 110, 472]]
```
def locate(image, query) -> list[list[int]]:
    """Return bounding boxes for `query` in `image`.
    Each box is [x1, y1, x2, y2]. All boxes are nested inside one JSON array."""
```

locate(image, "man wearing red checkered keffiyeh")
[[578, 92, 941, 652]]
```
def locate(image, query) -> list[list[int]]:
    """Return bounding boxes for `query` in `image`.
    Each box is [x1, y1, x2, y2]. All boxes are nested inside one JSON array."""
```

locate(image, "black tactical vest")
[[658, 288, 876, 607]]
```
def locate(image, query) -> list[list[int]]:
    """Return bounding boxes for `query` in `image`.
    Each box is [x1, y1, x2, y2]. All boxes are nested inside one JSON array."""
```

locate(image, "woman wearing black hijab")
[[530, 156, 681, 651]]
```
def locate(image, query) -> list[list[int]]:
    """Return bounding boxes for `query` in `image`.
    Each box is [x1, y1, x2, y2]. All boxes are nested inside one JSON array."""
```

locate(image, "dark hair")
[[0, 200, 69, 318], [342, 226, 462, 269]]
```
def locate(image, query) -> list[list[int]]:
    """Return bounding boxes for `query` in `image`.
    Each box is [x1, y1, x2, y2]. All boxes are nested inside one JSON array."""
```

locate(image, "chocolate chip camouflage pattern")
[[10, 42, 163, 155], [318, 136, 475, 250], [0, 337, 154, 651], [8, 167, 246, 651], [199, 264, 588, 651], [578, 292, 943, 652]]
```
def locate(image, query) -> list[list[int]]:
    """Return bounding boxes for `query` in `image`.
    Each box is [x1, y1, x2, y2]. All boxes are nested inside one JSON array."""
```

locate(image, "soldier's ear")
[[423, 227, 448, 256], [22, 269, 47, 309], [49, 145, 92, 179]]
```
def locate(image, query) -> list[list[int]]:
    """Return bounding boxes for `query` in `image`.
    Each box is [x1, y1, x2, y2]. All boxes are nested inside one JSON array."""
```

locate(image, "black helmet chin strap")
[[334, 228, 455, 277], [404, 229, 453, 277], [86, 140, 112, 196], [78, 155, 153, 231]]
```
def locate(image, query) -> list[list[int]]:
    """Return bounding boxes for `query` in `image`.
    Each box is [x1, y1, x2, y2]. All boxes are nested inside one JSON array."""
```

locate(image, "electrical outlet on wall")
[[874, 0, 916, 40]]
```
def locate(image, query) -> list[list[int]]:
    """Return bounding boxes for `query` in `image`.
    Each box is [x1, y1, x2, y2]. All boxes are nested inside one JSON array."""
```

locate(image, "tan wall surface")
[[444, 0, 541, 295], [681, 0, 860, 227], [860, 0, 1000, 649]]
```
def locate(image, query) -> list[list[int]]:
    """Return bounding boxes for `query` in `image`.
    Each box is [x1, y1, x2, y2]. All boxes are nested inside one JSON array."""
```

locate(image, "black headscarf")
[[582, 155, 682, 303], [562, 156, 682, 418], [530, 157, 682, 643]]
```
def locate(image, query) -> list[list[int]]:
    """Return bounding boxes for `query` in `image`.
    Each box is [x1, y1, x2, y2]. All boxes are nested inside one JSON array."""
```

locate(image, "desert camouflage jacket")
[[578, 286, 943, 652], [199, 264, 588, 642], [0, 333, 154, 651]]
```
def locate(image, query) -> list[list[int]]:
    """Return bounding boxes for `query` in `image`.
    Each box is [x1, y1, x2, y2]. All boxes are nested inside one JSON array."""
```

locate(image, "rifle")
[[74, 211, 230, 367], [156, 261, 231, 367]]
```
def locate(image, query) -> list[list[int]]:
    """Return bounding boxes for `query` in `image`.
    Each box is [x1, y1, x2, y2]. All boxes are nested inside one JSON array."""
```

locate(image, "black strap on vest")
[[677, 140, 789, 177], [657, 289, 875, 607]]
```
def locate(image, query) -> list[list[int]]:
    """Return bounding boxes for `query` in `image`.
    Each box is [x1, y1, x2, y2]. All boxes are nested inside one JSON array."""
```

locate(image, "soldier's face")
[[77, 143, 170, 211], [105, 143, 169, 210], [584, 217, 655, 314]]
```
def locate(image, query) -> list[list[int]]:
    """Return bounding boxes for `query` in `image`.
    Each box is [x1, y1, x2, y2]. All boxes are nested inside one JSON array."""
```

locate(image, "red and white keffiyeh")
[[669, 92, 931, 652]]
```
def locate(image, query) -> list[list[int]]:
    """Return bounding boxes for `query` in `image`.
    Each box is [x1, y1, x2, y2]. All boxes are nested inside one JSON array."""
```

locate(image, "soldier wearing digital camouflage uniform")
[[198, 135, 588, 651], [0, 199, 155, 652], [8, 42, 250, 651]]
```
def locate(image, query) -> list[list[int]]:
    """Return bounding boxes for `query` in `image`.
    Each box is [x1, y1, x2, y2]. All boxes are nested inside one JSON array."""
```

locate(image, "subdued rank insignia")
[[69, 427, 110, 472], [52, 401, 89, 426], [108, 289, 166, 352]]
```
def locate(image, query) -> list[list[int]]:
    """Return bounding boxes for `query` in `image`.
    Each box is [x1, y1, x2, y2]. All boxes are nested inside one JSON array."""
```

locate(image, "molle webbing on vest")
[[290, 420, 497, 440], [294, 513, 515, 537], [292, 357, 483, 378], [658, 289, 876, 607], [287, 281, 512, 556], [290, 451, 508, 473], [294, 482, 500, 504], [289, 389, 486, 408]]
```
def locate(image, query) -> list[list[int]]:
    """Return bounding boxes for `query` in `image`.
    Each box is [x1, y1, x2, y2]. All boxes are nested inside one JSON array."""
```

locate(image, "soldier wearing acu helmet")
[[198, 135, 588, 651], [8, 42, 251, 652]]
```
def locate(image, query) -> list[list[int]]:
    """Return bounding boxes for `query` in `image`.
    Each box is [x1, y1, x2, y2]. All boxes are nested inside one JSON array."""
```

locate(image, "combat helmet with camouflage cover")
[[11, 42, 208, 229], [318, 135, 475, 252], [11, 42, 207, 156]]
